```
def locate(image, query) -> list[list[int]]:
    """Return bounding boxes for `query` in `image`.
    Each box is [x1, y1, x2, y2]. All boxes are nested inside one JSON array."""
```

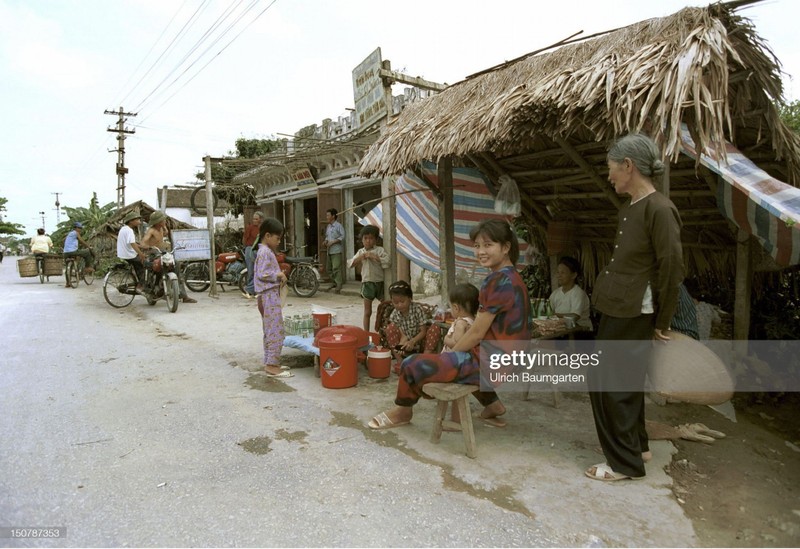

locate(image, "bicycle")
[[34, 253, 47, 284], [103, 249, 180, 312], [64, 254, 95, 288]]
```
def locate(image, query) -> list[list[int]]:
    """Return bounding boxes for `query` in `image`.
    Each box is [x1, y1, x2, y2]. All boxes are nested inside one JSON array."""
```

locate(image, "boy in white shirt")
[[348, 225, 390, 331]]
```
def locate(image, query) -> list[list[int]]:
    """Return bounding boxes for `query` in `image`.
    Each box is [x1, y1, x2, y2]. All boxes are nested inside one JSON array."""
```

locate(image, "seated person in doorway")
[[347, 225, 390, 332], [117, 211, 146, 291], [441, 283, 479, 353], [63, 222, 95, 287], [140, 211, 196, 304], [385, 280, 441, 373], [30, 228, 53, 255], [548, 255, 592, 331]]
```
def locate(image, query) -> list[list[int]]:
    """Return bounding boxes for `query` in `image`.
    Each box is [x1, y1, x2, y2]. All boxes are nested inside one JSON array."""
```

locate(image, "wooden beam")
[[438, 158, 456, 305], [734, 229, 752, 340], [481, 151, 552, 224], [379, 68, 446, 92], [554, 136, 623, 209]]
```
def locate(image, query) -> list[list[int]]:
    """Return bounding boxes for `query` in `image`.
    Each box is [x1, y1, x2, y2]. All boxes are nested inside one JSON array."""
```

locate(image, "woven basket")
[[17, 258, 38, 277], [44, 257, 63, 276]]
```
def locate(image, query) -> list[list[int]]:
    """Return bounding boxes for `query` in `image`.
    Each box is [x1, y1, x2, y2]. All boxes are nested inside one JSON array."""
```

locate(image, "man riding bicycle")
[[63, 222, 95, 288], [117, 211, 146, 292]]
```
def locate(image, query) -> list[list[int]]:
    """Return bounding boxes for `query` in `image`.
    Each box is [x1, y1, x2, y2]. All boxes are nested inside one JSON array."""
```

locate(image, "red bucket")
[[313, 313, 333, 336], [367, 347, 392, 379], [319, 334, 358, 389]]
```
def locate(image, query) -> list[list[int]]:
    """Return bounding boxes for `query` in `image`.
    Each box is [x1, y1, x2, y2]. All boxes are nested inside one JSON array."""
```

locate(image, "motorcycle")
[[277, 249, 321, 298], [183, 247, 247, 293]]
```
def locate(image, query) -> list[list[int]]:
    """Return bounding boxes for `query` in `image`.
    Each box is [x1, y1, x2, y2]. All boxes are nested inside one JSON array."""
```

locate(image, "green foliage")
[[51, 192, 116, 246], [779, 100, 800, 133], [0, 197, 26, 236], [194, 136, 285, 216]]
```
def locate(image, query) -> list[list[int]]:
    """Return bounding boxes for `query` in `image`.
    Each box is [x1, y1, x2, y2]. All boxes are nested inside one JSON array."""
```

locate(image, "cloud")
[[0, 2, 101, 91]]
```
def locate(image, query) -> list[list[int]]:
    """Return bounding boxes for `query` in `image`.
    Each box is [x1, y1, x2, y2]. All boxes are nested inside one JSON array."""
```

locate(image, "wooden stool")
[[422, 383, 478, 459]]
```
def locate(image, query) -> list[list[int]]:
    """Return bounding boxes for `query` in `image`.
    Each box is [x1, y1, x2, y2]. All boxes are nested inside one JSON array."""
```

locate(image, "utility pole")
[[104, 107, 137, 209], [52, 192, 62, 225], [38, 211, 46, 231]]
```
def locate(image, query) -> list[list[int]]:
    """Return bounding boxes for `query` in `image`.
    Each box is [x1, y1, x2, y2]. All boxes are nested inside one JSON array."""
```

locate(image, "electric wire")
[[138, 0, 278, 125], [111, 0, 192, 109]]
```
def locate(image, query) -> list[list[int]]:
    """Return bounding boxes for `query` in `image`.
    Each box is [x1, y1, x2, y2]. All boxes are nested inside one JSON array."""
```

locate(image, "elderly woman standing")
[[586, 134, 684, 481]]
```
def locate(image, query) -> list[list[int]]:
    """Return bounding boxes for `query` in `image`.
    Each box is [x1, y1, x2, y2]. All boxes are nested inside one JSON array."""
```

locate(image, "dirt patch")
[[238, 436, 272, 455], [244, 373, 297, 393], [648, 397, 800, 547]]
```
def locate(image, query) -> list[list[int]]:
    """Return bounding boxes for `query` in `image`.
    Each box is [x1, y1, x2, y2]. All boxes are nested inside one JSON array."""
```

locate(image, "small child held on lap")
[[347, 225, 390, 332], [442, 283, 479, 352]]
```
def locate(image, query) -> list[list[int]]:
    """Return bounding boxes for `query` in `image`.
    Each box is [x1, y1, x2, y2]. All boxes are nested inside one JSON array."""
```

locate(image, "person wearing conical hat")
[[117, 210, 146, 291], [140, 211, 196, 303]]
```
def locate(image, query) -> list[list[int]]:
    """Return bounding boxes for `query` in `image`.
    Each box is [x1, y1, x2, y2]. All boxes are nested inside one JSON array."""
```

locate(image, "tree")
[[51, 192, 116, 246], [194, 136, 286, 216], [780, 99, 800, 133], [0, 197, 26, 236]]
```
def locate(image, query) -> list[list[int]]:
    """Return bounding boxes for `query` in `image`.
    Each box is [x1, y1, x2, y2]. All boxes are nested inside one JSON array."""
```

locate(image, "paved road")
[[0, 258, 695, 547]]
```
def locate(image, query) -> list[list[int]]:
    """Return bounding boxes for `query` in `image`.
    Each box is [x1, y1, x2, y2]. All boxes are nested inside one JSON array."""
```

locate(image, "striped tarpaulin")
[[680, 125, 800, 266], [361, 163, 527, 275]]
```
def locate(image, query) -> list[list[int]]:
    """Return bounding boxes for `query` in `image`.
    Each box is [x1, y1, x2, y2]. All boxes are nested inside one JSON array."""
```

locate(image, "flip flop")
[[367, 412, 410, 430], [280, 365, 291, 370], [265, 370, 294, 378], [584, 463, 643, 482], [480, 415, 507, 428], [691, 423, 726, 439]]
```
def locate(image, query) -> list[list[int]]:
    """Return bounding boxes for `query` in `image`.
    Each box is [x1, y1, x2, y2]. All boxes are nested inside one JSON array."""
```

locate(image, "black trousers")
[[588, 313, 654, 477]]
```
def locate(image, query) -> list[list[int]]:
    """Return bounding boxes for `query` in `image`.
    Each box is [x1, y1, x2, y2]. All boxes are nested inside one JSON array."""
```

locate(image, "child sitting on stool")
[[385, 280, 441, 373]]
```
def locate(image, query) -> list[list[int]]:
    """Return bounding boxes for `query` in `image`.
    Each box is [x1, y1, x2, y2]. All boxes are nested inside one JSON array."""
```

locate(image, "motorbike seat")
[[284, 256, 314, 264]]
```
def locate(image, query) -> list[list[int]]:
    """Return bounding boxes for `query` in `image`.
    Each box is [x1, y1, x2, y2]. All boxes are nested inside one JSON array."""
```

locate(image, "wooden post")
[[438, 157, 456, 304], [204, 156, 218, 298], [381, 175, 398, 296], [734, 229, 752, 342]]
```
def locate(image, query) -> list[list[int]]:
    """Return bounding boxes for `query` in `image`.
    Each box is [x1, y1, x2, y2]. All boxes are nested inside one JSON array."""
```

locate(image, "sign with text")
[[289, 163, 316, 190], [171, 229, 211, 261], [352, 47, 386, 129]]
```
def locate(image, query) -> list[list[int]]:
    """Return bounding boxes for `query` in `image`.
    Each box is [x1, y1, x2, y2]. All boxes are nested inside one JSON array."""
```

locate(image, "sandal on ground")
[[480, 415, 507, 428], [585, 463, 644, 482], [265, 370, 293, 378], [367, 412, 410, 430], [181, 297, 197, 303], [280, 365, 291, 370]]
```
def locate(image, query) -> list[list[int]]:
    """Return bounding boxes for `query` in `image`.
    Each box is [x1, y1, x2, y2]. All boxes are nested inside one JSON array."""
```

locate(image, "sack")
[[494, 174, 521, 216]]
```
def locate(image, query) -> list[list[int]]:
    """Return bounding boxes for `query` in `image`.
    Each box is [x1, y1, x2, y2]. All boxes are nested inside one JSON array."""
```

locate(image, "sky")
[[1, 0, 798, 234]]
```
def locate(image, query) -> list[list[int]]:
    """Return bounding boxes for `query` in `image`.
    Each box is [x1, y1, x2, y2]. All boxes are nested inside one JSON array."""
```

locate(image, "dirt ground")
[[647, 395, 800, 547]]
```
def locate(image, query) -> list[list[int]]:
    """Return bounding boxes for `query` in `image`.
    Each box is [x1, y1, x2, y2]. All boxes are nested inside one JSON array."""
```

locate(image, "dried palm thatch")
[[359, 2, 800, 182]]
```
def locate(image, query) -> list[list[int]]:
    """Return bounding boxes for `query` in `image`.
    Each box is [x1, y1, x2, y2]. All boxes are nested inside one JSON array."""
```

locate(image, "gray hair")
[[607, 134, 665, 178], [252, 211, 265, 220]]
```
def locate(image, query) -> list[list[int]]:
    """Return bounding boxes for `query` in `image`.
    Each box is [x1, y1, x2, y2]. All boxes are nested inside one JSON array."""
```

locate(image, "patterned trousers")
[[257, 289, 284, 366]]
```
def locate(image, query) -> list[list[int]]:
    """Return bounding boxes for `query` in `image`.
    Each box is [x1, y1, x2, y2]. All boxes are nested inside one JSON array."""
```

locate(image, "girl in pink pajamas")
[[254, 218, 291, 378]]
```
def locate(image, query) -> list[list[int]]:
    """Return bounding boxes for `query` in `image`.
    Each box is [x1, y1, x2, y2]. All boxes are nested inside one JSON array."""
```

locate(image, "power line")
[[139, 0, 279, 124]]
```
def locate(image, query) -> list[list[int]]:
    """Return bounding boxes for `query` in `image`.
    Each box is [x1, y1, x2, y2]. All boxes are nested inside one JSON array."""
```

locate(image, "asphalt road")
[[0, 257, 694, 547]]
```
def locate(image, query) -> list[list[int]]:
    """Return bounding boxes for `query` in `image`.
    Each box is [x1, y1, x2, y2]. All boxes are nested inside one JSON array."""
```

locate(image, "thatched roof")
[[359, 2, 800, 179]]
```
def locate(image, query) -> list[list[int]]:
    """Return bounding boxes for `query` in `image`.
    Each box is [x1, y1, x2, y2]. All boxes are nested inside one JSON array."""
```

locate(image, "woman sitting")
[[368, 219, 532, 430], [548, 256, 592, 331]]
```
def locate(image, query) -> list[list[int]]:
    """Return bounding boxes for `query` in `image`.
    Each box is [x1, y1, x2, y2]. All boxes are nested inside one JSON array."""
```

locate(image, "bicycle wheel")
[[67, 261, 79, 288], [183, 262, 210, 292], [292, 265, 319, 297], [103, 269, 136, 308], [237, 268, 247, 294], [82, 259, 94, 285], [190, 186, 218, 216], [164, 277, 180, 313]]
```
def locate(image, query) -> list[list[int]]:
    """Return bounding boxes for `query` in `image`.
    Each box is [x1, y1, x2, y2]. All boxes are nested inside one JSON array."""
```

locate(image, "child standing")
[[254, 218, 291, 378], [441, 283, 479, 352], [348, 225, 390, 331]]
